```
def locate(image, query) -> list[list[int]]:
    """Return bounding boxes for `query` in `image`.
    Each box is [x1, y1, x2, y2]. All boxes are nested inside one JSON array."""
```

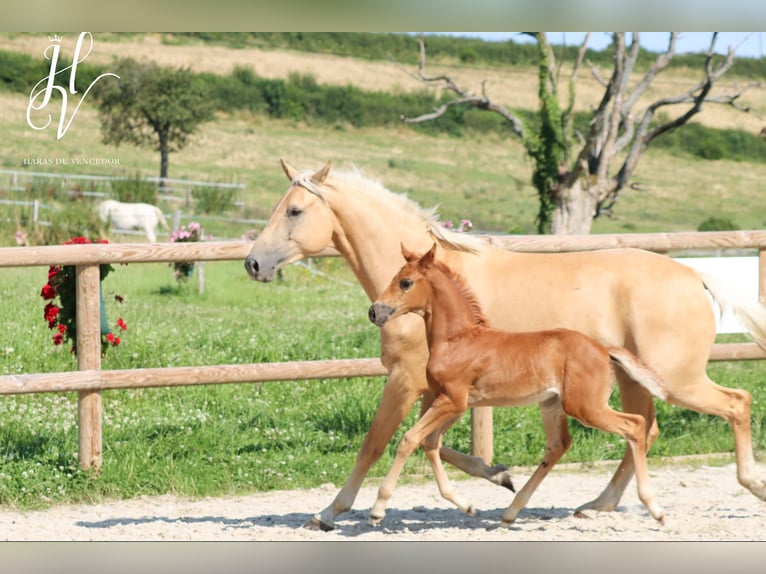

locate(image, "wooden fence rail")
[[1, 229, 766, 471]]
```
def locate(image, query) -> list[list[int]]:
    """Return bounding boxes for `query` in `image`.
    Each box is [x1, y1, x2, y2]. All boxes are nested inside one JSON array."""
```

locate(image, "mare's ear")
[[401, 243, 419, 262], [311, 161, 332, 184], [418, 243, 437, 268], [280, 158, 300, 181]]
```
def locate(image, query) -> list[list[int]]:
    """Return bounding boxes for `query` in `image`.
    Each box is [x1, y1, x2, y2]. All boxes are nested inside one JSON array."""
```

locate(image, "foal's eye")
[[287, 206, 303, 218], [399, 278, 413, 290]]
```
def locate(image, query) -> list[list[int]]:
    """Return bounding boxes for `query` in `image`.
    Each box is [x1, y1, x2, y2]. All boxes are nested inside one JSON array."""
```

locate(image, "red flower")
[[52, 333, 64, 345], [117, 317, 127, 331], [106, 333, 115, 343], [44, 303, 60, 327], [40, 283, 57, 300]]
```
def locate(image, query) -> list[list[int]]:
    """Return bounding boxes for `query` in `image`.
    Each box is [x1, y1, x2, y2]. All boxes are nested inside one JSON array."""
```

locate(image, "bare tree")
[[403, 33, 758, 234]]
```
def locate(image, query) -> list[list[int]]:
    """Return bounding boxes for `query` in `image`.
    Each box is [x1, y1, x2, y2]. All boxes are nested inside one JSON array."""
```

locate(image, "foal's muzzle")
[[368, 303, 395, 327]]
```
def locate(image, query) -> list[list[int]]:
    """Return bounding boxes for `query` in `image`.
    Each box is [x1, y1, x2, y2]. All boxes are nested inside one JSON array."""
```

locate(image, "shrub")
[[111, 172, 158, 204], [697, 216, 740, 232], [192, 185, 237, 214]]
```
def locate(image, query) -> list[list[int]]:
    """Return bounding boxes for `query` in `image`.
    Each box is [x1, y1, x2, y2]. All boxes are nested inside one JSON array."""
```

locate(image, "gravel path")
[[2, 458, 765, 541]]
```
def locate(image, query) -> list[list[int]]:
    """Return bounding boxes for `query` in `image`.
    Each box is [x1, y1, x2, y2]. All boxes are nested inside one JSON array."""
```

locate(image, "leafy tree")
[[96, 58, 215, 183], [404, 33, 758, 234]]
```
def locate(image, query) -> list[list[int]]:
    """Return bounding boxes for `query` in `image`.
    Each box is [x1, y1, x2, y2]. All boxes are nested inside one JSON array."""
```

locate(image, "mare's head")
[[368, 243, 436, 327], [245, 159, 335, 282]]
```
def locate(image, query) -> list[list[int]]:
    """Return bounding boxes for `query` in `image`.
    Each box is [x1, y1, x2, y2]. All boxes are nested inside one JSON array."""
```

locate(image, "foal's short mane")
[[429, 259, 489, 327], [291, 167, 485, 254]]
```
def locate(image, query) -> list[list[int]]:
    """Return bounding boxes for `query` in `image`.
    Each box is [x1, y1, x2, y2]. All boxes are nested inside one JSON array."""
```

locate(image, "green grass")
[[1, 44, 766, 510], [1, 256, 765, 510]]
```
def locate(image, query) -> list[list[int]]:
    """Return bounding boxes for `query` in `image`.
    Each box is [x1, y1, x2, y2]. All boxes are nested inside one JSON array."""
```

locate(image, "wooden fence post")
[[471, 406, 493, 464], [76, 264, 103, 471]]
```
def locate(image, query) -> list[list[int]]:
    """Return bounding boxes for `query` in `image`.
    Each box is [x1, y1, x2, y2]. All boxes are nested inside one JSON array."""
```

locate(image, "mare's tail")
[[608, 347, 667, 401], [699, 271, 766, 350]]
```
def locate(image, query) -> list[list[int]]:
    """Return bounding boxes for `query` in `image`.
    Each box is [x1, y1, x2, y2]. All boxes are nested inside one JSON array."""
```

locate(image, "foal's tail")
[[699, 271, 766, 350], [608, 347, 668, 401]]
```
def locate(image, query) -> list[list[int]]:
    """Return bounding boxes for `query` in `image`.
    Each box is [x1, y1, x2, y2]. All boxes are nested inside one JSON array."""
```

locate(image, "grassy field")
[[0, 35, 765, 510], [1, 258, 764, 509]]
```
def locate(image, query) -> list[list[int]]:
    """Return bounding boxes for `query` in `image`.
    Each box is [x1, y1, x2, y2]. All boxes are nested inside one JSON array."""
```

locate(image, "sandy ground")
[[2, 458, 765, 541]]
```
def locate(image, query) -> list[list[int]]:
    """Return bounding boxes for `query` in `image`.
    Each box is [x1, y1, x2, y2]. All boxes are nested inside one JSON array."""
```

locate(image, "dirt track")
[[2, 458, 765, 541]]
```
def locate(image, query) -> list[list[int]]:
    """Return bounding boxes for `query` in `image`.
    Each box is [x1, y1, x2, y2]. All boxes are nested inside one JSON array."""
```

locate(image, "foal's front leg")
[[422, 415, 476, 516], [370, 395, 461, 525]]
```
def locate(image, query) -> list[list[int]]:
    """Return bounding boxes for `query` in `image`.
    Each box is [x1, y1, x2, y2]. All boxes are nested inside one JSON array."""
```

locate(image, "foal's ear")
[[280, 158, 300, 181], [419, 243, 437, 268], [311, 161, 332, 184], [401, 243, 419, 262]]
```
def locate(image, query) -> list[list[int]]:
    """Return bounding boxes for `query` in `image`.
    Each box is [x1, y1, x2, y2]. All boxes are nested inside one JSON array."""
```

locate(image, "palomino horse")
[[244, 159, 766, 531], [97, 200, 169, 243], [368, 244, 668, 525]]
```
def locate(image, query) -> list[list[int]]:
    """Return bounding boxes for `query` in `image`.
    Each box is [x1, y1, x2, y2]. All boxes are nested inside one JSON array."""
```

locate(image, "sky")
[[453, 32, 764, 59]]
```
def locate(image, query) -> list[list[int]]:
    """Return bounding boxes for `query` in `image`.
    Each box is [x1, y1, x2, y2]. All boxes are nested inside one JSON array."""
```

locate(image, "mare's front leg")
[[304, 363, 426, 531], [370, 395, 462, 525], [501, 399, 571, 525]]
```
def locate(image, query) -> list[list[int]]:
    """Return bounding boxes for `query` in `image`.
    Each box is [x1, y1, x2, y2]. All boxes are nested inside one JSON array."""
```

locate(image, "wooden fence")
[[1, 230, 766, 471]]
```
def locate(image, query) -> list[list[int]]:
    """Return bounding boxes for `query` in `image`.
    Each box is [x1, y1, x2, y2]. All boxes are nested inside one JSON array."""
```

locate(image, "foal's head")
[[368, 244, 436, 327]]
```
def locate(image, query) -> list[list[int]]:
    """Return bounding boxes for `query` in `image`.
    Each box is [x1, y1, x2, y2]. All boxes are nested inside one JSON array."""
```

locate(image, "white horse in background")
[[97, 200, 170, 243]]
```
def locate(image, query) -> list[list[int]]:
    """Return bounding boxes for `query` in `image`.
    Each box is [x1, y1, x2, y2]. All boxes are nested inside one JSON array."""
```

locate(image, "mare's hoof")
[[573, 510, 591, 519], [490, 464, 516, 492], [303, 516, 335, 532]]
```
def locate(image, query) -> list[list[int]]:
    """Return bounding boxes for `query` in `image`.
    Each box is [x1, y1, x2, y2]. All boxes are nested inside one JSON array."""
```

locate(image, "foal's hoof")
[[303, 516, 335, 532], [368, 514, 384, 527]]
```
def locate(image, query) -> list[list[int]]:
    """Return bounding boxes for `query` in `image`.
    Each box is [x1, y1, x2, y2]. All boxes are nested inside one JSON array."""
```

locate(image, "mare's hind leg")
[[501, 398, 571, 525], [667, 375, 766, 500], [574, 370, 659, 515]]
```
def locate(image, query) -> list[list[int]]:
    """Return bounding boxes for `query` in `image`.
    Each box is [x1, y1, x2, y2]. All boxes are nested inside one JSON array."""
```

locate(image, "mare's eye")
[[399, 278, 413, 290], [287, 206, 303, 218]]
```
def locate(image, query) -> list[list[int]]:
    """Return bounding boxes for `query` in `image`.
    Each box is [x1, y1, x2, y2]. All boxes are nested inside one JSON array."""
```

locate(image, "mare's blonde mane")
[[291, 166, 485, 254]]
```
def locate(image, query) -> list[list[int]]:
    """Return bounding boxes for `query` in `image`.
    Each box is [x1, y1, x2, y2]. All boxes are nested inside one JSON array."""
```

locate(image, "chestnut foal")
[[368, 244, 668, 526]]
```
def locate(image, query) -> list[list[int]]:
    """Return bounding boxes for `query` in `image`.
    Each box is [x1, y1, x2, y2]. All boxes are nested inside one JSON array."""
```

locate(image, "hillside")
[[1, 32, 763, 133], [1, 32, 765, 236]]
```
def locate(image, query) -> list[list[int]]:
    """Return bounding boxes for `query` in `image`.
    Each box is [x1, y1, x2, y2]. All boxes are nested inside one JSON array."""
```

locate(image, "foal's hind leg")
[[501, 398, 571, 525], [571, 397, 665, 522], [574, 370, 659, 515]]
